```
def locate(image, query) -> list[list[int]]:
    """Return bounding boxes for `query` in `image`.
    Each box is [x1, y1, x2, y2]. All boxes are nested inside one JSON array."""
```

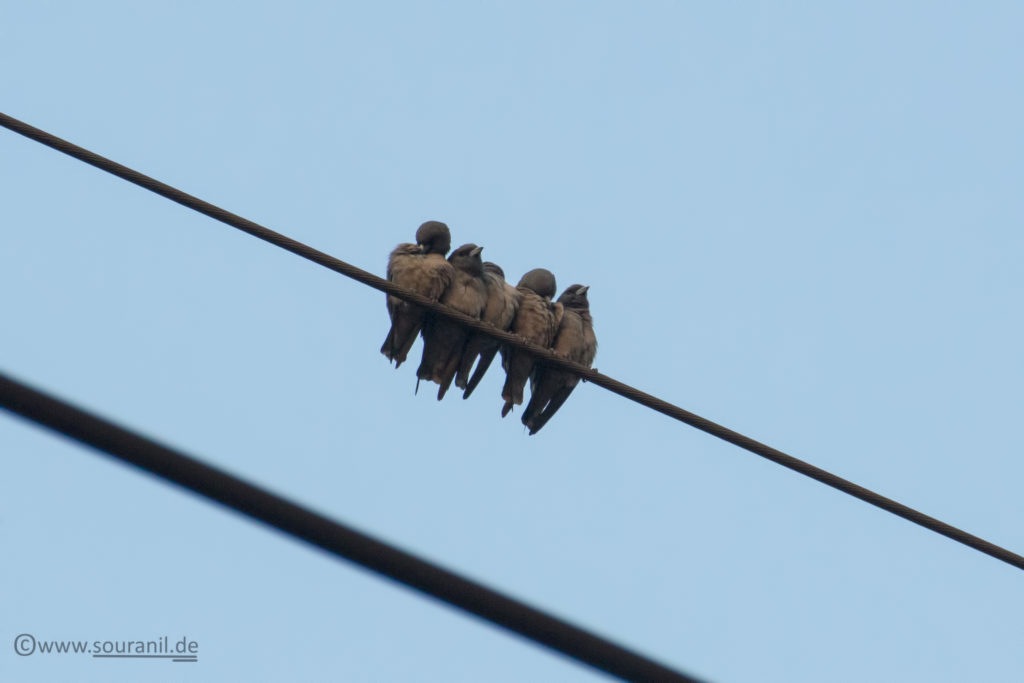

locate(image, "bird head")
[[415, 221, 452, 256], [558, 284, 590, 310], [517, 268, 557, 298], [482, 261, 506, 281], [449, 243, 485, 275]]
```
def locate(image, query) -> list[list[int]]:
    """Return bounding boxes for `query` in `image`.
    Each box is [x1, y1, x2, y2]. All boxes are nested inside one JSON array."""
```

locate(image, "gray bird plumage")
[[416, 243, 488, 399], [380, 221, 454, 368], [457, 262, 520, 399], [500, 268, 563, 417], [521, 284, 597, 434]]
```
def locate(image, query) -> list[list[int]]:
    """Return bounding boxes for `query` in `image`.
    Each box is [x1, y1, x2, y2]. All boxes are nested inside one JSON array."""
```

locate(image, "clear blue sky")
[[3, 2, 1023, 681]]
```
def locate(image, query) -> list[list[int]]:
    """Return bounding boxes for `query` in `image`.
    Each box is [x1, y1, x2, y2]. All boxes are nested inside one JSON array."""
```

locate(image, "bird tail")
[[501, 352, 532, 409], [500, 373, 526, 418], [455, 337, 483, 390], [436, 351, 462, 401], [382, 323, 420, 368], [382, 304, 425, 368], [521, 382, 547, 429], [462, 347, 498, 399], [380, 328, 397, 364], [416, 326, 442, 387], [525, 385, 575, 435]]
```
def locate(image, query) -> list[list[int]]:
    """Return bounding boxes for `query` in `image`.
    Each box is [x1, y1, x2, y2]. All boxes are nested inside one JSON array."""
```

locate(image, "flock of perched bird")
[[380, 221, 598, 435]]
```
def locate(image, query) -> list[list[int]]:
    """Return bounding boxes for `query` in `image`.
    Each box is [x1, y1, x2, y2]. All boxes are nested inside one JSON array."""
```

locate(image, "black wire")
[[0, 371, 702, 683], [3, 111, 1022, 574]]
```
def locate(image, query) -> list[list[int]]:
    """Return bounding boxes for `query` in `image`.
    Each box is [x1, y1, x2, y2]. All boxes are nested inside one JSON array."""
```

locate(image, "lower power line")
[[0, 371, 702, 683]]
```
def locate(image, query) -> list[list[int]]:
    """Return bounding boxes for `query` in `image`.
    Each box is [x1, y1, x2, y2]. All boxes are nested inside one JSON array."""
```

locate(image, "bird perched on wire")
[[416, 243, 488, 400], [500, 268, 563, 418], [457, 262, 519, 399], [380, 221, 454, 368], [522, 284, 597, 435]]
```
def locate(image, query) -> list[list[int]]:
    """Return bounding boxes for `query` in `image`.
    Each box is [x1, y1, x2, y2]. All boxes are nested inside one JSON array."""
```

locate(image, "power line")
[[0, 371, 702, 683], [2, 111, 1022, 574]]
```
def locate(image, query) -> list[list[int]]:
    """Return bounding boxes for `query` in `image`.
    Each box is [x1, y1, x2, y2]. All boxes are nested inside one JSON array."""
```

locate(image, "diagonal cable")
[[3, 111, 1022, 573], [0, 371, 702, 683]]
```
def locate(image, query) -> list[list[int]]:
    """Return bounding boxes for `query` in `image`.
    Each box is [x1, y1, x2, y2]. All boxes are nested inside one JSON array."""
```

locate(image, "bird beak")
[[578, 285, 589, 296], [471, 246, 484, 257], [416, 243, 426, 253]]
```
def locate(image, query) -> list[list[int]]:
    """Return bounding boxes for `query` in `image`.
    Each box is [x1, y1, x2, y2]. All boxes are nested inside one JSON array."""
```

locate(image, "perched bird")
[[380, 221, 453, 368], [457, 262, 519, 399], [521, 284, 597, 435], [416, 243, 488, 399], [500, 268, 563, 417]]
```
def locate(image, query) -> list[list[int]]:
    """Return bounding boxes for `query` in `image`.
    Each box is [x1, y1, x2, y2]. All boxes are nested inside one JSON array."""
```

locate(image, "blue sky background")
[[2, 2, 1023, 681]]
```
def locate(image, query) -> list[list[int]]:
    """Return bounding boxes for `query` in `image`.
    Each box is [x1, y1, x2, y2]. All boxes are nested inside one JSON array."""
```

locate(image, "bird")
[[500, 268, 563, 418], [416, 243, 488, 399], [521, 284, 597, 435], [457, 261, 519, 399], [380, 221, 453, 368]]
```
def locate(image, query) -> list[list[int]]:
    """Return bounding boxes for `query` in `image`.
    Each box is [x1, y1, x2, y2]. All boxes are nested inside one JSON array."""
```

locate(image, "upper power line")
[[2, 111, 1022, 574]]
